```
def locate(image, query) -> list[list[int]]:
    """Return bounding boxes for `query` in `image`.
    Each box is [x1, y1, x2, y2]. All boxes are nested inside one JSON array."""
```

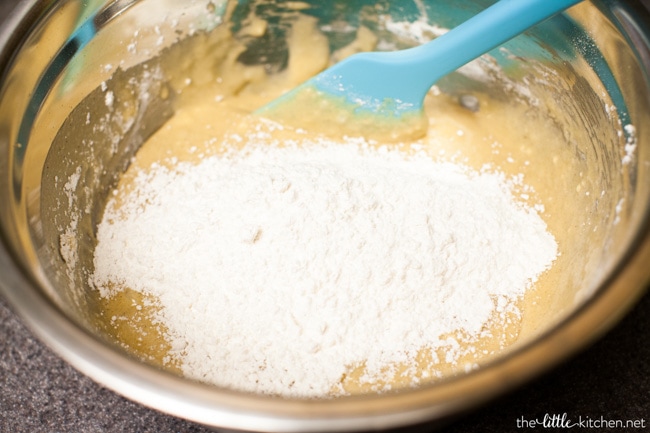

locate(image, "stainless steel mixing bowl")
[[1, 0, 649, 431]]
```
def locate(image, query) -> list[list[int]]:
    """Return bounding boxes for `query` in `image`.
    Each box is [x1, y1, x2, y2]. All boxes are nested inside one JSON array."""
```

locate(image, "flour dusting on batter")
[[92, 129, 557, 397]]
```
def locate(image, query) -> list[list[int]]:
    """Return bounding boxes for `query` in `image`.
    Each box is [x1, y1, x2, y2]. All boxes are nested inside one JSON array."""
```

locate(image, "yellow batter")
[[92, 10, 604, 396]]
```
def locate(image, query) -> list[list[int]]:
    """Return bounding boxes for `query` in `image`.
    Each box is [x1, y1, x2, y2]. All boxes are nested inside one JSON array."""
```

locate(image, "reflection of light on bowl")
[[0, 1, 648, 431]]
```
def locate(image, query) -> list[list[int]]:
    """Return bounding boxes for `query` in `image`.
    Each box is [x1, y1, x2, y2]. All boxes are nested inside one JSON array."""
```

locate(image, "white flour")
[[92, 138, 557, 397]]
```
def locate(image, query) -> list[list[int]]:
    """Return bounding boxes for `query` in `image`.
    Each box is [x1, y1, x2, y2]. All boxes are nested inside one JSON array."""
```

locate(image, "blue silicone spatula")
[[257, 0, 583, 138]]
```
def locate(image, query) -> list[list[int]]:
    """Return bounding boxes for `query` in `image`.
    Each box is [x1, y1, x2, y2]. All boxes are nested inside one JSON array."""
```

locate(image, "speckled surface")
[[0, 0, 649, 431], [2, 292, 648, 433]]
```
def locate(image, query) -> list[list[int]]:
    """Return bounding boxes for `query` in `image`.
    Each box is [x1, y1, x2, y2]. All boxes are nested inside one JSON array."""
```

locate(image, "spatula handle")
[[404, 0, 584, 87]]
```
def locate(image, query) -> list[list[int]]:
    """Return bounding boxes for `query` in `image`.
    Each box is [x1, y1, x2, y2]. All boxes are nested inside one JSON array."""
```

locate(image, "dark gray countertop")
[[0, 0, 648, 431], [2, 291, 648, 433]]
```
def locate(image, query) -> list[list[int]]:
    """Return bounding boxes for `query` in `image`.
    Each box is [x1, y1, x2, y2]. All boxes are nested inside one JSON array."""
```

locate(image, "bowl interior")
[[1, 0, 649, 429]]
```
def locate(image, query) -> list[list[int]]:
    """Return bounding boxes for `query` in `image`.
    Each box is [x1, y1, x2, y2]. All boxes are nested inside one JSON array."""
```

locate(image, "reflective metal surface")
[[0, 1, 648, 431]]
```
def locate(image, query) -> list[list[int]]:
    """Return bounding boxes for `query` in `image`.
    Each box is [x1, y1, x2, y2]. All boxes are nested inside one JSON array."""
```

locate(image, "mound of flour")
[[92, 139, 557, 397]]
